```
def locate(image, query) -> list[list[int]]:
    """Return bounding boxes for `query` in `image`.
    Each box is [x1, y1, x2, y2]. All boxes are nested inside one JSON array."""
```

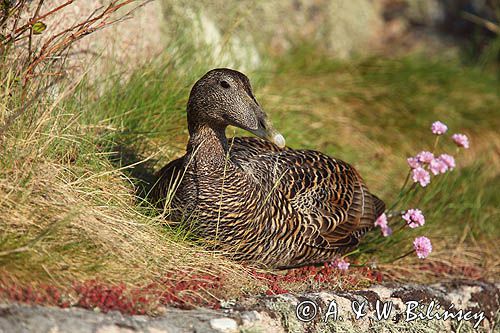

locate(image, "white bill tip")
[[273, 133, 286, 148]]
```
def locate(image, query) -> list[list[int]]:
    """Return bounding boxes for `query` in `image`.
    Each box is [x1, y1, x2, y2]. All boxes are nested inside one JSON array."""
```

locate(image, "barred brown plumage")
[[151, 68, 385, 268]]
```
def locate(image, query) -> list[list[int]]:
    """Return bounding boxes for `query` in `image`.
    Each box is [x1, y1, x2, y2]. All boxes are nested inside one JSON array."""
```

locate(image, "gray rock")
[[0, 280, 498, 333], [209, 318, 237, 332]]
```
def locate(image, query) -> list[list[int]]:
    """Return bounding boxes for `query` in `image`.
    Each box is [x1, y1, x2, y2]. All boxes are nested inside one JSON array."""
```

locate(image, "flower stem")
[[394, 222, 408, 233], [387, 181, 416, 213], [342, 248, 360, 259], [389, 249, 414, 263], [432, 136, 440, 152], [400, 169, 411, 193]]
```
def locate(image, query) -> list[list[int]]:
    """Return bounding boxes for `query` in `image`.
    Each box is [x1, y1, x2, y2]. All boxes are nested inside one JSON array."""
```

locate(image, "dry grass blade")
[[461, 11, 500, 35], [24, 0, 135, 78], [1, 1, 498, 314], [0, 0, 262, 307], [0, 1, 147, 140]]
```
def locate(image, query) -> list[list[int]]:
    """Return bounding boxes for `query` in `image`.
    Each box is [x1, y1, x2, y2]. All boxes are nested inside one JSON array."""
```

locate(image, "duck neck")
[[186, 122, 229, 168]]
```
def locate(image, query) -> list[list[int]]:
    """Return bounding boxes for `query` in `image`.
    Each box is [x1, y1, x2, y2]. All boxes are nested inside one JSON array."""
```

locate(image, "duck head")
[[187, 68, 285, 148]]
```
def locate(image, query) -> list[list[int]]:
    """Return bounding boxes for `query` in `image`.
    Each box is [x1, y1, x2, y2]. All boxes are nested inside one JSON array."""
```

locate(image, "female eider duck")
[[152, 68, 385, 268]]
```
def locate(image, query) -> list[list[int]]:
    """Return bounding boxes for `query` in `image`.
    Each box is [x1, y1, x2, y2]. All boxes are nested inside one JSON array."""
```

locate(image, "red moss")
[[252, 263, 384, 295], [74, 281, 151, 315], [0, 272, 223, 315], [0, 281, 68, 308], [0, 263, 387, 314]]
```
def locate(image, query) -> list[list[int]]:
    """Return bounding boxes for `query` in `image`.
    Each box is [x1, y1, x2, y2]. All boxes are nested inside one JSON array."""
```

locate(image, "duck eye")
[[220, 80, 230, 89]]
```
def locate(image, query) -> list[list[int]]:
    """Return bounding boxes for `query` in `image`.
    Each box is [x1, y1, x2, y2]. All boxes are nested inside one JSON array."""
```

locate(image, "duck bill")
[[249, 118, 286, 149]]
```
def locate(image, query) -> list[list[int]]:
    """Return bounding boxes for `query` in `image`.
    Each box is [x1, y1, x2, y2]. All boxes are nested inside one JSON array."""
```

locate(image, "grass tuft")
[[0, 5, 498, 313]]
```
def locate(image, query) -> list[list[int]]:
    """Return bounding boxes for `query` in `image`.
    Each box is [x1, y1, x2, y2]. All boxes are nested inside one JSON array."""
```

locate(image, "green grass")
[[80, 47, 499, 273], [265, 48, 499, 276], [1, 38, 499, 293]]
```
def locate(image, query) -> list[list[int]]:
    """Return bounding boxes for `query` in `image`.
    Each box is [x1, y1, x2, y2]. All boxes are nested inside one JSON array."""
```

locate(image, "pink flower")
[[412, 167, 431, 187], [429, 158, 448, 175], [452, 133, 469, 149], [374, 213, 392, 237], [431, 121, 448, 135], [439, 154, 455, 170], [407, 157, 421, 169], [416, 151, 434, 164], [334, 258, 350, 271], [381, 225, 392, 237], [413, 236, 432, 259], [402, 209, 425, 228], [374, 213, 387, 227]]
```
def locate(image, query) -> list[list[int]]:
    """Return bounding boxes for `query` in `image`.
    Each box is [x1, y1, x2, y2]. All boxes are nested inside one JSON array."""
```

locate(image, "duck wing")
[[151, 156, 185, 209], [231, 138, 385, 250], [278, 150, 385, 249]]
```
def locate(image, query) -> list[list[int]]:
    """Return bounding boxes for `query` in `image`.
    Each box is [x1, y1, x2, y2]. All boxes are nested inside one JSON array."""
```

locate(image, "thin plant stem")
[[342, 248, 360, 259], [394, 221, 408, 233], [26, 0, 45, 66], [387, 181, 417, 213], [432, 136, 440, 152], [389, 249, 414, 263], [399, 169, 411, 193]]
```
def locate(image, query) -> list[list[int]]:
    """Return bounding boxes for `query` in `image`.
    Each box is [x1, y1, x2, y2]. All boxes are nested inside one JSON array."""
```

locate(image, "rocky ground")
[[1, 280, 498, 333]]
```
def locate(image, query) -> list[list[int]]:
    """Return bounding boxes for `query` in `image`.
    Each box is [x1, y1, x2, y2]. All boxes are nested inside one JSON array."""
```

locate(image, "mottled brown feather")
[[151, 68, 385, 268], [152, 136, 385, 267]]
